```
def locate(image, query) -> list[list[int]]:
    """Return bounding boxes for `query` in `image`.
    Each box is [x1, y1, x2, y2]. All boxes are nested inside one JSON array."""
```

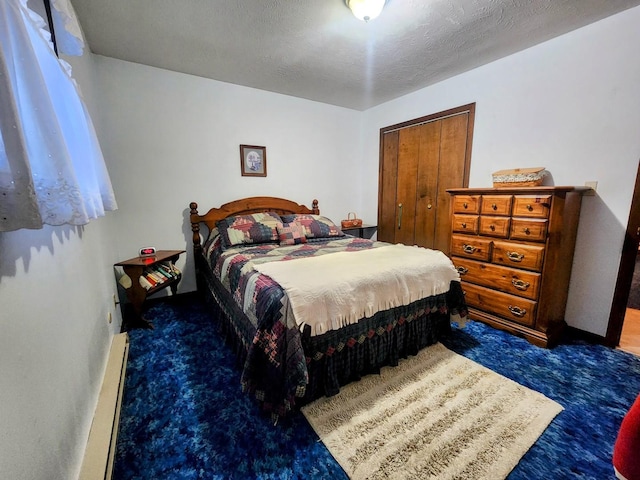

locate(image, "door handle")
[[398, 203, 403, 229]]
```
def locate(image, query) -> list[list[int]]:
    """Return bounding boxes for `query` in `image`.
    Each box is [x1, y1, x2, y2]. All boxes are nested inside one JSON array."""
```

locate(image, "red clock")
[[139, 246, 156, 257]]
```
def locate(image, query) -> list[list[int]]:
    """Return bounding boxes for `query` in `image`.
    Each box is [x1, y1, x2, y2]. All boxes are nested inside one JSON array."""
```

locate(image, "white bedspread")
[[253, 244, 460, 336]]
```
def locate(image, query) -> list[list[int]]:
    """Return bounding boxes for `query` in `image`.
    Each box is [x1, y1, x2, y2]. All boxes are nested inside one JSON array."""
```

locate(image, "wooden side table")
[[342, 224, 377, 239], [114, 250, 185, 330]]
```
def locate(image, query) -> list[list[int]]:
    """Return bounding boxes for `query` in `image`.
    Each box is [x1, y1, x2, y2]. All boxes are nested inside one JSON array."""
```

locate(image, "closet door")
[[413, 121, 441, 249], [395, 124, 421, 246], [432, 113, 471, 252], [377, 104, 474, 253], [378, 130, 400, 244]]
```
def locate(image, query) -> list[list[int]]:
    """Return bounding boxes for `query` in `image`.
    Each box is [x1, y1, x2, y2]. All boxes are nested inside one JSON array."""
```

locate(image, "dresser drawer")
[[479, 216, 510, 238], [451, 235, 492, 262], [512, 195, 551, 218], [462, 282, 537, 327], [453, 257, 540, 300], [452, 195, 481, 214], [480, 195, 512, 216], [510, 218, 548, 242], [492, 240, 545, 271], [452, 214, 479, 234]]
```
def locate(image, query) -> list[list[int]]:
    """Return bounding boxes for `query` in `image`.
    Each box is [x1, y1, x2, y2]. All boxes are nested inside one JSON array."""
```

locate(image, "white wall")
[[362, 6, 640, 335], [0, 47, 121, 480], [0, 223, 119, 480], [94, 57, 365, 292]]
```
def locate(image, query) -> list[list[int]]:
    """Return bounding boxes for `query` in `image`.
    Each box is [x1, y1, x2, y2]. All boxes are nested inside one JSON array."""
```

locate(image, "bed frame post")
[[312, 199, 319, 215], [190, 202, 202, 254]]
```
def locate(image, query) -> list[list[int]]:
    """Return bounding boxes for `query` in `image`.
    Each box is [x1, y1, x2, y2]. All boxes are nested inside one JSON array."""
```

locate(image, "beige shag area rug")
[[301, 343, 563, 480]]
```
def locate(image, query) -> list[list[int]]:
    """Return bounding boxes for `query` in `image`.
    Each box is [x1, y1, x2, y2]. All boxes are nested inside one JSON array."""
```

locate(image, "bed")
[[189, 196, 467, 419]]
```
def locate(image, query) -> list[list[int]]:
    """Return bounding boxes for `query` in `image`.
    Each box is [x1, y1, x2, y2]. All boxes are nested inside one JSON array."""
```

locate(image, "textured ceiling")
[[71, 0, 640, 111]]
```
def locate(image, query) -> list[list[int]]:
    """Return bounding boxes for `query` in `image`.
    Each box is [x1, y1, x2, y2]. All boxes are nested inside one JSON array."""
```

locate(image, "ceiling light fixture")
[[346, 0, 386, 22]]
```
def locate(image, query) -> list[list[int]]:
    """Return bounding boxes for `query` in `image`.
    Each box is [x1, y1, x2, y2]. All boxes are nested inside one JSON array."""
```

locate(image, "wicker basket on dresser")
[[446, 186, 588, 348]]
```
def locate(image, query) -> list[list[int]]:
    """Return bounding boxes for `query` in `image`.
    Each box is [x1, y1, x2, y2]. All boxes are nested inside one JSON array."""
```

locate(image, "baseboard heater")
[[79, 333, 129, 480]]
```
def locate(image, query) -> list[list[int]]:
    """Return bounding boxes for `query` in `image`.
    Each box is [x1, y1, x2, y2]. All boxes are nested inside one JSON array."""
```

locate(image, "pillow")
[[216, 212, 283, 250], [202, 227, 220, 258], [277, 222, 307, 246], [280, 214, 344, 239]]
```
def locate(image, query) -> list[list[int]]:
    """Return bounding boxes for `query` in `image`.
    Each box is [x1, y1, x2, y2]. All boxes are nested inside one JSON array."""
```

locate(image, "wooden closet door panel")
[[378, 131, 399, 243], [414, 121, 441, 248], [395, 126, 421, 245], [379, 104, 475, 252], [434, 113, 469, 253]]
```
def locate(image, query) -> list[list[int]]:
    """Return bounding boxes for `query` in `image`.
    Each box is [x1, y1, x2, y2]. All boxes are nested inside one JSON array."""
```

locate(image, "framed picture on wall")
[[240, 145, 267, 177]]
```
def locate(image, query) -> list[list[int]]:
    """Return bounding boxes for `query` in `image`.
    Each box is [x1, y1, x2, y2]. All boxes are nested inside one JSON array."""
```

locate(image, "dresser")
[[446, 186, 587, 347]]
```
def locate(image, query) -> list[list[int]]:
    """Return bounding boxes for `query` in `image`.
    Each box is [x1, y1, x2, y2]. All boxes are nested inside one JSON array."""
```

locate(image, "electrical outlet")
[[584, 181, 597, 196]]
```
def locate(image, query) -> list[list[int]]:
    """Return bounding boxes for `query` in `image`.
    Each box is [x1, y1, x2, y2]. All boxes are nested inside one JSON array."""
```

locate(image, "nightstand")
[[342, 224, 377, 239], [114, 250, 185, 330]]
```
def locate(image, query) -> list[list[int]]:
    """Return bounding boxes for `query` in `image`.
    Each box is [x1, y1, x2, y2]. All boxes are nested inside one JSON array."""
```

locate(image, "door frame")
[[606, 160, 640, 347]]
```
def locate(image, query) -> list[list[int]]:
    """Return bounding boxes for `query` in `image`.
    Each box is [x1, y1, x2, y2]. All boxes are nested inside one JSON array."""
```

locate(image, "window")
[[0, 0, 117, 232]]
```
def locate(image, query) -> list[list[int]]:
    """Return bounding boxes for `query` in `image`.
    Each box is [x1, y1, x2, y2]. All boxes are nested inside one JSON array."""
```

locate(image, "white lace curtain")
[[0, 0, 117, 232]]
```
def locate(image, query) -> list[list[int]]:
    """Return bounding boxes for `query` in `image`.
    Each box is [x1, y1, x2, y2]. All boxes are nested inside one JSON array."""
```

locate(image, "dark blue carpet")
[[113, 295, 640, 479]]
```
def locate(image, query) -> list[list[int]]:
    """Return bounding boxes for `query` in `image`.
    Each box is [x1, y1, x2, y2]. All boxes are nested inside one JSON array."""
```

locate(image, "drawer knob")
[[507, 251, 524, 262], [527, 204, 533, 211], [461, 222, 467, 228], [512, 279, 530, 290], [508, 305, 527, 318], [490, 224, 495, 231], [523, 227, 530, 235], [492, 203, 497, 210], [462, 244, 477, 254], [457, 266, 469, 275], [463, 202, 468, 209]]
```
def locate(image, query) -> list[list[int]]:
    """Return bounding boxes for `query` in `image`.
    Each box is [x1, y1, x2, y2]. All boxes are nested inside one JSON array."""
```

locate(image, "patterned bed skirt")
[[300, 302, 453, 404]]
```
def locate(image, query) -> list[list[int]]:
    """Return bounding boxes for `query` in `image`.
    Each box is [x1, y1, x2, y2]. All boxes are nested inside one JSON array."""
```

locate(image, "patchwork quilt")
[[202, 233, 467, 417]]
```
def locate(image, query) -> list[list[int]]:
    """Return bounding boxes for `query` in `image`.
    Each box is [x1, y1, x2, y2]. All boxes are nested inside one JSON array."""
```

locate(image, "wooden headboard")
[[189, 196, 319, 252]]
